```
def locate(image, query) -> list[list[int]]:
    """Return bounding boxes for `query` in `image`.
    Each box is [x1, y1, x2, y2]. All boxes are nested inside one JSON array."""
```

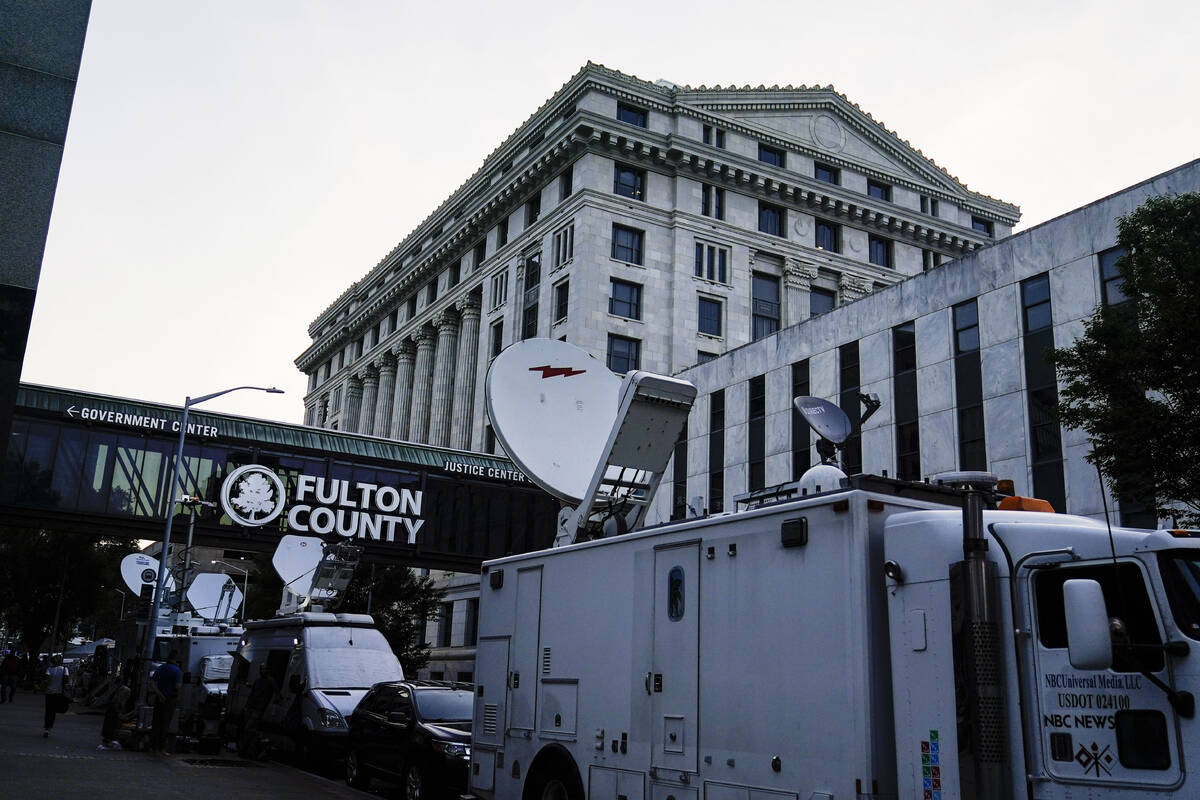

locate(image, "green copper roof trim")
[[16, 383, 521, 476]]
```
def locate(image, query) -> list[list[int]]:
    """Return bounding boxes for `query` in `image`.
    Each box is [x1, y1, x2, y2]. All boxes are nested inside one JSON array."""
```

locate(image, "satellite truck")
[[466, 339, 1200, 800]]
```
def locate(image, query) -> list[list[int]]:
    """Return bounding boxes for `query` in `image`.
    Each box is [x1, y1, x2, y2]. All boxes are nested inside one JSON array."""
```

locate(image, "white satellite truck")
[[467, 339, 1200, 800]]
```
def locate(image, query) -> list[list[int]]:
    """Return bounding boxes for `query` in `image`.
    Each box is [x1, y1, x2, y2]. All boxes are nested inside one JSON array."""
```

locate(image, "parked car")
[[345, 680, 473, 798]]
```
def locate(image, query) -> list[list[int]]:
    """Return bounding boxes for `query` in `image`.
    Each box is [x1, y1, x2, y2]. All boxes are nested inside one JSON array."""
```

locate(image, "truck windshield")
[[304, 627, 404, 689], [413, 688, 473, 722], [1158, 550, 1200, 641]]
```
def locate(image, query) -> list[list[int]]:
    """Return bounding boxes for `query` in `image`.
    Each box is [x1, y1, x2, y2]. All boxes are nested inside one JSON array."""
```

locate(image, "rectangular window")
[[869, 235, 893, 268], [1022, 274, 1065, 511], [553, 280, 569, 323], [489, 270, 508, 311], [693, 242, 729, 284], [893, 321, 920, 481], [702, 125, 725, 148], [464, 598, 479, 647], [606, 334, 641, 374], [758, 202, 785, 237], [386, 311, 397, 336], [701, 184, 725, 220], [559, 169, 573, 200], [867, 180, 891, 202], [758, 143, 785, 168], [609, 279, 642, 320], [427, 279, 438, 304], [474, 240, 487, 269], [748, 375, 766, 491], [524, 252, 541, 292], [698, 296, 722, 337], [709, 389, 725, 513], [920, 195, 939, 217], [437, 602, 453, 647], [971, 216, 994, 237], [496, 218, 508, 248], [525, 193, 541, 226], [839, 341, 862, 475], [611, 223, 644, 265], [671, 419, 689, 521], [449, 262, 461, 288], [484, 423, 496, 453], [521, 304, 538, 340], [815, 220, 840, 252], [553, 222, 574, 268], [814, 163, 840, 185], [810, 287, 836, 317], [1099, 246, 1128, 306], [613, 164, 646, 201], [616, 102, 647, 128], [407, 294, 418, 320], [751, 272, 780, 341], [490, 320, 503, 358], [791, 359, 811, 480]]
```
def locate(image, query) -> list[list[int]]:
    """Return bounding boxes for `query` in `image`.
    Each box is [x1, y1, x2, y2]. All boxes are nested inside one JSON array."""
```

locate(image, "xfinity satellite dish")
[[119, 553, 176, 595], [186, 573, 243, 621], [794, 396, 852, 445], [486, 339, 696, 544], [272, 534, 325, 600], [485, 339, 623, 504]]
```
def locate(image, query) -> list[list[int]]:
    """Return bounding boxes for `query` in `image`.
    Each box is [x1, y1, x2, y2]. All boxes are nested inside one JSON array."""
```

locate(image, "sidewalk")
[[0, 689, 369, 799]]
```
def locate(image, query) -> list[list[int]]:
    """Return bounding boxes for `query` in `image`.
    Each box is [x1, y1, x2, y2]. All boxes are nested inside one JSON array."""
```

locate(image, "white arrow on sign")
[[66, 406, 79, 417]]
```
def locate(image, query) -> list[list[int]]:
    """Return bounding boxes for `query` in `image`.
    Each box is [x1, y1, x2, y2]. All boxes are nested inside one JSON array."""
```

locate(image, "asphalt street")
[[0, 689, 372, 799]]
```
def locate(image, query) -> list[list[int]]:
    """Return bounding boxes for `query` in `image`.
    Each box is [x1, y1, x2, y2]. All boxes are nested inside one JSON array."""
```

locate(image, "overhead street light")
[[212, 559, 251, 621], [139, 386, 283, 702]]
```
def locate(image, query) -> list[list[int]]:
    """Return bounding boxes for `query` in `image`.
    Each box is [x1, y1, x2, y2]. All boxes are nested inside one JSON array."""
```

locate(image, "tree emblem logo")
[[220, 464, 287, 527]]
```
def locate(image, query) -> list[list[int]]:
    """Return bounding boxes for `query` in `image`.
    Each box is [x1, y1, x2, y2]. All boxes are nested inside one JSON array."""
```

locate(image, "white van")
[[224, 612, 403, 757]]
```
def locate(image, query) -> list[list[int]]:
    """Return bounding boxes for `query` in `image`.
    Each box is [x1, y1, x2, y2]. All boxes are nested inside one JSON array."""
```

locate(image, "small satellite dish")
[[120, 553, 176, 595], [486, 339, 623, 504], [794, 396, 852, 444], [272, 535, 325, 600], [186, 573, 243, 621]]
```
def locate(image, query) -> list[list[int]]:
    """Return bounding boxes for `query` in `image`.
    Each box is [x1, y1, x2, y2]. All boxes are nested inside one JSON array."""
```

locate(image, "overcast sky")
[[22, 0, 1199, 423]]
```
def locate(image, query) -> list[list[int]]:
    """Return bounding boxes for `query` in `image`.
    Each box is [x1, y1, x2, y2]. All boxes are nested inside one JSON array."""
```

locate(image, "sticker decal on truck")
[[919, 729, 942, 799]]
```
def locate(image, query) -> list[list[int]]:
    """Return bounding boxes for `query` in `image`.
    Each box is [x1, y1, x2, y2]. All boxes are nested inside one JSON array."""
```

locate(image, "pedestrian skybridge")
[[1, 384, 557, 571]]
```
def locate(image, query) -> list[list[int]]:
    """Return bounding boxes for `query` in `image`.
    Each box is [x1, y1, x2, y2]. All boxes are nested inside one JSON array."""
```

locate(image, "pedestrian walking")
[[0, 650, 20, 703], [149, 651, 182, 755], [42, 655, 70, 737]]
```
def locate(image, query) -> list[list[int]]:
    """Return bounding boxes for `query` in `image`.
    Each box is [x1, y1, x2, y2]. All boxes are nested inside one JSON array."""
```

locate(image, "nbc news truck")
[[467, 473, 1200, 800]]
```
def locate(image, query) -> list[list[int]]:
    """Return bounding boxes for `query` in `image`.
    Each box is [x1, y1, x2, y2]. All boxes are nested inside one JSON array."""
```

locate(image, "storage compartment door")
[[474, 636, 510, 750], [652, 542, 699, 772]]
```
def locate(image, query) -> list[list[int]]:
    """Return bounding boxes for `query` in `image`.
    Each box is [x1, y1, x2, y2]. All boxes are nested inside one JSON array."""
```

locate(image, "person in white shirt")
[[42, 655, 70, 737]]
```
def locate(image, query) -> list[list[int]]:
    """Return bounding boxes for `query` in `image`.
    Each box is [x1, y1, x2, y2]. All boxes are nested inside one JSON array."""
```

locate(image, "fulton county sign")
[[220, 464, 425, 544]]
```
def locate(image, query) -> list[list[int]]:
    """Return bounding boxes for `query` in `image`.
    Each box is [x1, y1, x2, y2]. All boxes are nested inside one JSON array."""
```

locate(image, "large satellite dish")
[[186, 573, 243, 621], [120, 553, 176, 595], [485, 339, 623, 504], [272, 534, 325, 600], [794, 396, 852, 444]]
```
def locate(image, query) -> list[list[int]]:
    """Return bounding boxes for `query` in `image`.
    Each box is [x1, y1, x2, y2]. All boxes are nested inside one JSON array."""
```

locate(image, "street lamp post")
[[212, 560, 251, 621], [113, 588, 126, 621], [139, 385, 283, 704]]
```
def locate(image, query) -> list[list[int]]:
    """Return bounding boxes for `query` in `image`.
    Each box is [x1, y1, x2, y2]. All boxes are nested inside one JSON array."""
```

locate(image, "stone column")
[[783, 257, 820, 326], [359, 369, 379, 435], [407, 328, 437, 443], [450, 296, 482, 450], [344, 377, 364, 434], [373, 355, 397, 438], [390, 343, 416, 441], [427, 311, 461, 448]]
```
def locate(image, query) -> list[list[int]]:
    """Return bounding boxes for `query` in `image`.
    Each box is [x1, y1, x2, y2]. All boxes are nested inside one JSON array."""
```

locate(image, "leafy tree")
[[1053, 192, 1200, 525], [339, 564, 445, 674]]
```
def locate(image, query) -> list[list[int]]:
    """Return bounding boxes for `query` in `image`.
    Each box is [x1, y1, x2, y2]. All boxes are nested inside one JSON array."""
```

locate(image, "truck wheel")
[[345, 748, 371, 790], [525, 767, 582, 800], [403, 763, 424, 800]]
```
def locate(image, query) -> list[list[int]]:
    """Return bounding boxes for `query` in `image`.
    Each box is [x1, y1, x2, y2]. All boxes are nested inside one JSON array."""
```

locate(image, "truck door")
[[1022, 560, 1182, 791], [473, 636, 510, 794], [509, 567, 542, 733], [651, 542, 699, 773]]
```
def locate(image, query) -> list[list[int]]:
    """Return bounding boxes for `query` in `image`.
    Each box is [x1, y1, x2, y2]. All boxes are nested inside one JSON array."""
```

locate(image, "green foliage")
[[1053, 192, 1200, 524], [338, 564, 445, 674]]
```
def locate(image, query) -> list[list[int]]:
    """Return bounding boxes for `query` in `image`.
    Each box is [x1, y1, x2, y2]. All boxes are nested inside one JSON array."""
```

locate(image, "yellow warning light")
[[998, 495, 1056, 513]]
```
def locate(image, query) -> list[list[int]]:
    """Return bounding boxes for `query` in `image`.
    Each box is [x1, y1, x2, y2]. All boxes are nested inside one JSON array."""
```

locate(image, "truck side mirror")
[[1063, 579, 1112, 670], [289, 674, 303, 694]]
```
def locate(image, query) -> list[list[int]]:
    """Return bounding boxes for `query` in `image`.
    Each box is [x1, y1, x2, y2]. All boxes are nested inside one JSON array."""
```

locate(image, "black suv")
[[345, 680, 473, 798]]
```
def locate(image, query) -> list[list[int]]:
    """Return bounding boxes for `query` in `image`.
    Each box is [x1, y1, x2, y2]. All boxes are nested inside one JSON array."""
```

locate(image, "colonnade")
[[336, 296, 482, 450]]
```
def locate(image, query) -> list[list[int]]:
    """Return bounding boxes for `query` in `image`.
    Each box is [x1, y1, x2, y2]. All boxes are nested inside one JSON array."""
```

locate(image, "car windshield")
[[413, 689, 473, 722], [304, 627, 404, 689], [1158, 550, 1200, 641]]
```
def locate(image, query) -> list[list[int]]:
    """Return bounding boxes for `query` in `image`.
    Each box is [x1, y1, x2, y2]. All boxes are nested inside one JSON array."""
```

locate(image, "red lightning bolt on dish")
[[529, 365, 586, 379]]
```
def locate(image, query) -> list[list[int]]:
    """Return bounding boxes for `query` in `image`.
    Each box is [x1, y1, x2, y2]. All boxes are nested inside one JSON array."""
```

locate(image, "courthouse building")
[[296, 63, 1018, 451]]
